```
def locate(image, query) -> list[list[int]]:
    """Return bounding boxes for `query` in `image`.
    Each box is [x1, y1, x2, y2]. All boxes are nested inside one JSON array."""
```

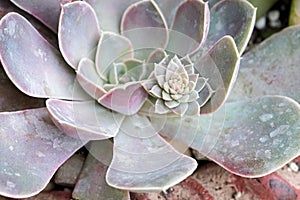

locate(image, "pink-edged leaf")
[[46, 99, 124, 141], [230, 26, 300, 102], [170, 0, 209, 50], [0, 12, 89, 100], [154, 0, 184, 28], [121, 0, 168, 56], [192, 36, 239, 113], [98, 82, 148, 115], [207, 0, 256, 53], [76, 58, 106, 100], [0, 66, 44, 112], [95, 32, 133, 80], [73, 141, 130, 199], [106, 115, 197, 192], [151, 96, 300, 178], [0, 108, 86, 198], [1, 1, 59, 48], [59, 1, 101, 69], [10, 0, 62, 33], [83, 0, 139, 33]]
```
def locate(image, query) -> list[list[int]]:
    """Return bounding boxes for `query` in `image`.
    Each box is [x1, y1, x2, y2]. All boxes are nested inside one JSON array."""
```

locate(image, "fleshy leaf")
[[76, 58, 106, 100], [98, 82, 148, 115], [73, 141, 130, 200], [0, 12, 89, 100], [121, 0, 168, 57], [106, 115, 197, 192], [192, 36, 239, 113], [230, 25, 300, 102], [154, 0, 184, 28], [207, 0, 256, 53], [84, 0, 139, 32], [95, 32, 133, 80], [46, 99, 124, 140], [10, 0, 61, 33], [170, 0, 209, 50], [152, 96, 300, 177], [0, 67, 44, 112], [0, 108, 85, 198], [59, 1, 101, 69]]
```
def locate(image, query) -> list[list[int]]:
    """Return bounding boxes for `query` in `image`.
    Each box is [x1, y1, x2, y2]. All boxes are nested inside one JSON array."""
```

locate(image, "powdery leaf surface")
[[230, 25, 300, 102], [152, 96, 300, 177], [10, 0, 61, 33], [106, 115, 197, 192], [0, 108, 86, 198], [59, 1, 101, 69], [0, 13, 88, 100]]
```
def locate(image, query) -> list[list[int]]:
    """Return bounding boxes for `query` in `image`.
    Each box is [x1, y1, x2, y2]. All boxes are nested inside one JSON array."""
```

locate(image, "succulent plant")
[[0, 0, 299, 198]]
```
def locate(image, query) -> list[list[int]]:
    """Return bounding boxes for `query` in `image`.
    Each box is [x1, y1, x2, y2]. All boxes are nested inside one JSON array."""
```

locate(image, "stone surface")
[[72, 150, 130, 200], [54, 154, 86, 187], [26, 191, 72, 200], [130, 176, 213, 200]]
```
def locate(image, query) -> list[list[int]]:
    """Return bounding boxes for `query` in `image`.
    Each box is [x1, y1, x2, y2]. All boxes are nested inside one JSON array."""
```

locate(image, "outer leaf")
[[106, 115, 197, 192], [193, 36, 240, 113], [76, 58, 106, 100], [59, 1, 101, 69], [10, 0, 61, 33], [152, 96, 300, 177], [230, 26, 300, 102], [46, 99, 124, 140], [154, 0, 184, 28], [98, 82, 148, 115], [0, 108, 85, 198], [170, 0, 209, 49], [0, 67, 44, 112], [121, 0, 168, 56], [0, 12, 89, 100], [207, 0, 256, 53], [95, 32, 133, 80], [73, 141, 130, 200], [84, 0, 139, 33]]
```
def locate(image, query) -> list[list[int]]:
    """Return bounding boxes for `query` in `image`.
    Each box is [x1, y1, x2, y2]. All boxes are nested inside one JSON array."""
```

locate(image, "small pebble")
[[289, 162, 299, 172], [268, 10, 280, 21], [256, 17, 266, 30]]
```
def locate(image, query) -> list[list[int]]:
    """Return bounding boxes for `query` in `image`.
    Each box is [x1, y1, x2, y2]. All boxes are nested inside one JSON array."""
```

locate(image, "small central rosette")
[[144, 54, 213, 116]]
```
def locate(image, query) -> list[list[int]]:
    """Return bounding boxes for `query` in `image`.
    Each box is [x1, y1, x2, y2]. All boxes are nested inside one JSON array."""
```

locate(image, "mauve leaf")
[[0, 12, 89, 100], [10, 0, 61, 33], [106, 115, 197, 192], [76, 58, 106, 100], [59, 1, 101, 69], [0, 66, 44, 112], [46, 99, 124, 140], [170, 0, 209, 50], [193, 36, 239, 113], [98, 82, 148, 115], [1, 1, 58, 48], [152, 96, 300, 177], [207, 0, 256, 53], [0, 108, 85, 198], [229, 25, 300, 102], [84, 0, 139, 33], [95, 32, 133, 80], [154, 0, 184, 28], [73, 141, 130, 200], [121, 0, 168, 58]]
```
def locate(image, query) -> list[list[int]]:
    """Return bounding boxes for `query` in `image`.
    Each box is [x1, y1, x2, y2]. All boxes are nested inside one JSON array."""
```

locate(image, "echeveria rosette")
[[0, 0, 299, 198], [144, 55, 212, 116]]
